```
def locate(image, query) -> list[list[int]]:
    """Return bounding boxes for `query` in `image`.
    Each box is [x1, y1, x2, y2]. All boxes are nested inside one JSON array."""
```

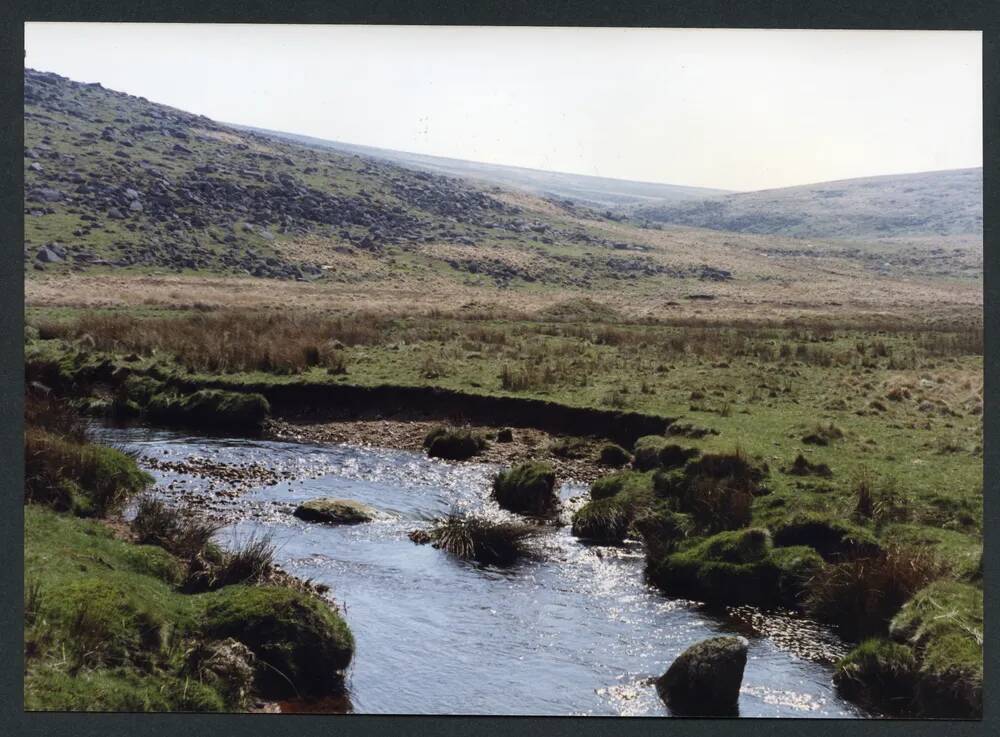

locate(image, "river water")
[[94, 424, 867, 718]]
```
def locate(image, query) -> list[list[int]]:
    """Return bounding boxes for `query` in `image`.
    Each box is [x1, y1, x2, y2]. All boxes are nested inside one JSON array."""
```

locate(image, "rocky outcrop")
[[655, 636, 749, 716]]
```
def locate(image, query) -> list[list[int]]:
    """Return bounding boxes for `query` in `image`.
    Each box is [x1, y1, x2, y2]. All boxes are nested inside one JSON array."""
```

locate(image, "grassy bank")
[[569, 452, 982, 717], [23, 392, 354, 712]]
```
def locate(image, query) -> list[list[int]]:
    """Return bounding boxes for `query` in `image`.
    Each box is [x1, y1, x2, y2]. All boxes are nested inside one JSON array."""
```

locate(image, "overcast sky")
[[24, 24, 982, 192]]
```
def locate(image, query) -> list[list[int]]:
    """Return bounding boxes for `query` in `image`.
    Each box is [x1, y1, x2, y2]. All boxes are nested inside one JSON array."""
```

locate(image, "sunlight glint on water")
[[94, 423, 866, 718]]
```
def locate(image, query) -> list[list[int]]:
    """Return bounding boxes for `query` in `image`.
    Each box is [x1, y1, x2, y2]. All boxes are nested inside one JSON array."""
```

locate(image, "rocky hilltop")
[[24, 69, 722, 288]]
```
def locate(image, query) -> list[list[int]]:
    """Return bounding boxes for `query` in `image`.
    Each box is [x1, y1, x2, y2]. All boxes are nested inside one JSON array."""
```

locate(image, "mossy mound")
[[423, 426, 487, 460], [598, 443, 631, 467], [833, 639, 917, 715], [293, 498, 378, 525], [146, 389, 271, 432], [651, 453, 763, 535], [25, 429, 153, 517], [889, 580, 983, 718], [647, 529, 779, 606], [202, 585, 354, 699], [631, 506, 692, 559], [574, 470, 660, 543], [491, 462, 557, 515], [771, 514, 881, 561], [768, 545, 826, 603], [647, 528, 820, 608], [632, 435, 699, 471], [571, 497, 631, 543], [589, 470, 651, 501]]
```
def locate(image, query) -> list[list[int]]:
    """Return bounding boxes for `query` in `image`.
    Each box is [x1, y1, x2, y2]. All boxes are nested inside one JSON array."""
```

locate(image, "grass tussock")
[[25, 393, 152, 518], [491, 462, 557, 516], [422, 426, 488, 460], [425, 514, 539, 565], [131, 496, 275, 591], [805, 545, 948, 639]]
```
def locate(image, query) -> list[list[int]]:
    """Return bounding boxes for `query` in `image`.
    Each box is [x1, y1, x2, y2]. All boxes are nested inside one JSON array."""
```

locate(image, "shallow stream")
[[94, 424, 867, 718]]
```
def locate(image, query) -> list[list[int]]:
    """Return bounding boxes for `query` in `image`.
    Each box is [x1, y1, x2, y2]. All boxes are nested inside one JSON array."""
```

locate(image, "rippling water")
[[94, 424, 867, 718]]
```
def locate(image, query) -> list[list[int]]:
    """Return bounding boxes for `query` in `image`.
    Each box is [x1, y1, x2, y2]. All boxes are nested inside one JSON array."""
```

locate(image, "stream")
[[93, 423, 868, 718]]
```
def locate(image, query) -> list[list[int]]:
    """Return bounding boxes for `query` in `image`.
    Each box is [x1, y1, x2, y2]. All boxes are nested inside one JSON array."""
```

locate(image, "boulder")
[[28, 187, 65, 202], [293, 498, 377, 525], [656, 636, 748, 716], [35, 245, 63, 263]]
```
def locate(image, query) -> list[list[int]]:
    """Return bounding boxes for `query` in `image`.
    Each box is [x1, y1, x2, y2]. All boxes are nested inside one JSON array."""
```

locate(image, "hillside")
[[633, 168, 983, 242], [23, 68, 741, 290], [237, 125, 731, 209], [22, 68, 982, 324]]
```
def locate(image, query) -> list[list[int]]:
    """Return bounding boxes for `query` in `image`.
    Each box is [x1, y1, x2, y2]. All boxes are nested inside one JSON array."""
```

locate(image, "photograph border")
[[1, 2, 996, 736]]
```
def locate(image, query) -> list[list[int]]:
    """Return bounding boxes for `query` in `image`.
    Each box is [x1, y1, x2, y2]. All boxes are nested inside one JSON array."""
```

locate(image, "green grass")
[[23, 308, 981, 714], [492, 461, 557, 515], [24, 505, 354, 710], [26, 312, 982, 573]]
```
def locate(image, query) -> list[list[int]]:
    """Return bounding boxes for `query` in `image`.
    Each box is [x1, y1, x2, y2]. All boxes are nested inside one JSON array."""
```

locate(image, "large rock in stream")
[[655, 636, 748, 716], [293, 498, 377, 525]]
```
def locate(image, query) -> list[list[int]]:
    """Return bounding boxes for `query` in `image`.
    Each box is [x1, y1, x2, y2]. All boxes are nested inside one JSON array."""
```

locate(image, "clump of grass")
[[833, 638, 918, 715], [130, 495, 226, 590], [212, 531, 276, 588], [25, 427, 152, 518], [889, 579, 983, 717], [492, 462, 557, 515], [654, 450, 764, 535], [422, 426, 487, 460], [548, 436, 589, 459], [571, 497, 631, 543], [632, 435, 699, 471], [805, 546, 948, 639], [801, 422, 844, 446], [786, 453, 833, 478], [597, 443, 631, 467], [426, 514, 539, 565]]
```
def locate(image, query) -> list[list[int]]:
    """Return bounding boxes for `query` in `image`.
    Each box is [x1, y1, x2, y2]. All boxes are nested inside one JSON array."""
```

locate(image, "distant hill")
[[233, 126, 731, 210], [21, 68, 734, 289], [633, 168, 983, 241], [21, 68, 981, 292]]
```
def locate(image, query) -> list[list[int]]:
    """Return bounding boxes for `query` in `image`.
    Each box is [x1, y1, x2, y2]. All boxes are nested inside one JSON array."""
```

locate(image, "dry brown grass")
[[806, 546, 948, 638], [25, 262, 981, 330], [35, 310, 376, 374]]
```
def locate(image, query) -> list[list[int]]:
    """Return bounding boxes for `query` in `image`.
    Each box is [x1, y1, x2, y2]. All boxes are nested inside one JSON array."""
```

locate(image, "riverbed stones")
[[655, 636, 748, 716], [293, 498, 377, 525]]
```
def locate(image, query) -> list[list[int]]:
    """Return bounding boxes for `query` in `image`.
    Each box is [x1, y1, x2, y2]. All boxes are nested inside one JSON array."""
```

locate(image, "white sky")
[[24, 24, 982, 192]]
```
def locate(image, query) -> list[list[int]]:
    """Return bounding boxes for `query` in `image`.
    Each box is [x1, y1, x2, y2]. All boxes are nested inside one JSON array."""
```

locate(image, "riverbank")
[[23, 310, 983, 717], [23, 391, 355, 712]]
